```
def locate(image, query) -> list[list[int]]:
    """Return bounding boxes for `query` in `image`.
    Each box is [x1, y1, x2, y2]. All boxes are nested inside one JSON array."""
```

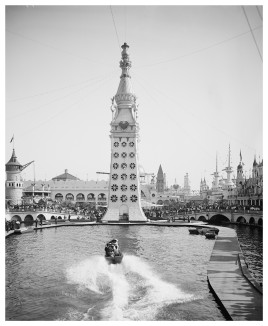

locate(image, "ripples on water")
[[6, 225, 226, 321]]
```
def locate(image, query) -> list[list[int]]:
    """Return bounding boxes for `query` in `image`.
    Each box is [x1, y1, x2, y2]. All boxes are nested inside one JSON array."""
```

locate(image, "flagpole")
[[13, 134, 14, 150]]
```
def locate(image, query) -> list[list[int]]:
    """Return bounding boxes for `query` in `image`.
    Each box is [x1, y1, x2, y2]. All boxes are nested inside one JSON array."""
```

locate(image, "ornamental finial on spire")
[[115, 43, 136, 106], [120, 42, 132, 77]]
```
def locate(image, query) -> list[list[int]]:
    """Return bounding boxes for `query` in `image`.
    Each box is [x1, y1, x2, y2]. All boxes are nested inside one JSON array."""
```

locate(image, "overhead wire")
[[132, 73, 216, 162], [17, 72, 116, 138], [6, 70, 117, 102], [256, 6, 263, 21], [109, 5, 121, 51], [133, 70, 257, 154], [7, 70, 117, 120], [136, 25, 262, 69], [125, 5, 127, 43], [6, 29, 111, 67], [241, 6, 263, 62]]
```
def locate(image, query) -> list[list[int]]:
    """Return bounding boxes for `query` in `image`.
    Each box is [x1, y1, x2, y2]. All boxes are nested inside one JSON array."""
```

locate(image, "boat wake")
[[66, 255, 194, 321]]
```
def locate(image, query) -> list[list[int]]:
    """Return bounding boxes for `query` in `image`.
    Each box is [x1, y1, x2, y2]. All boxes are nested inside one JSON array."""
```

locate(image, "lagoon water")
[[6, 225, 226, 321]]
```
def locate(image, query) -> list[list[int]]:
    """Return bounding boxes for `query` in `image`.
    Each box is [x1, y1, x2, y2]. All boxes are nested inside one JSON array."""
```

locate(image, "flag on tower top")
[[10, 135, 14, 143], [240, 150, 242, 162]]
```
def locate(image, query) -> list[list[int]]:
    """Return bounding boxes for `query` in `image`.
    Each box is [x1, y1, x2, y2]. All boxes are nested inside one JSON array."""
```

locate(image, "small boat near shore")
[[189, 228, 200, 235], [200, 228, 219, 235], [205, 231, 216, 239]]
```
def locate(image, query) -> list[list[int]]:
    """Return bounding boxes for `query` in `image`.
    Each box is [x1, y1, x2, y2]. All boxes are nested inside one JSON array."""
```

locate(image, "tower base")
[[102, 206, 148, 222]]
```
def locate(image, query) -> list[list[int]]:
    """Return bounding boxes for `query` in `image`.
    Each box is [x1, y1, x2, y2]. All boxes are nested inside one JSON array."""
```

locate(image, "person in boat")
[[105, 239, 121, 257], [105, 244, 115, 257]]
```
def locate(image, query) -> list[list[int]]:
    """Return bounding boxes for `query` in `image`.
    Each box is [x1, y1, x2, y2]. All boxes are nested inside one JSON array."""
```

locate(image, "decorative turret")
[[236, 150, 244, 187], [156, 165, 164, 193], [253, 155, 258, 167], [103, 43, 147, 222], [223, 144, 234, 189], [5, 148, 34, 205], [211, 153, 220, 190], [183, 173, 191, 194], [6, 149, 22, 172]]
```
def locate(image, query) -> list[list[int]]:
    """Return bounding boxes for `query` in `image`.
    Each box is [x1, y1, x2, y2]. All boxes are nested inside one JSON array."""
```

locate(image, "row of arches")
[[11, 214, 62, 222], [55, 193, 107, 201], [55, 191, 149, 202], [195, 214, 263, 226], [10, 213, 263, 226]]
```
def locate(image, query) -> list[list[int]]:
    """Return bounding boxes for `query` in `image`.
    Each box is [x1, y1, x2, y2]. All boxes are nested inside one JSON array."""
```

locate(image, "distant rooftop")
[[52, 169, 80, 181]]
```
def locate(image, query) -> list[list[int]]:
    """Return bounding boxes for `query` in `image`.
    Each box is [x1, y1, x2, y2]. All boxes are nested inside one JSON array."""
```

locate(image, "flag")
[[10, 135, 14, 143], [240, 150, 242, 162]]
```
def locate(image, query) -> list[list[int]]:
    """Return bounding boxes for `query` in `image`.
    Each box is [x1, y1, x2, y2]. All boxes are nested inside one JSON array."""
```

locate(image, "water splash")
[[66, 255, 110, 294], [66, 255, 193, 321]]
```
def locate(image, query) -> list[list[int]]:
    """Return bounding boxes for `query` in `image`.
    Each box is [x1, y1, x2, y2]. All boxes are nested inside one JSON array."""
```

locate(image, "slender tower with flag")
[[102, 43, 147, 222], [223, 144, 235, 189], [5, 142, 34, 205], [211, 153, 220, 190]]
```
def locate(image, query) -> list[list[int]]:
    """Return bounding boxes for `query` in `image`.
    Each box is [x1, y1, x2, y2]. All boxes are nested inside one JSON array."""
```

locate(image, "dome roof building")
[[52, 169, 79, 181]]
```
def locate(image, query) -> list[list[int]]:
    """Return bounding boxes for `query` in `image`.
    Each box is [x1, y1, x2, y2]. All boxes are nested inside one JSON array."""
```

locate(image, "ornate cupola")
[[103, 43, 147, 222]]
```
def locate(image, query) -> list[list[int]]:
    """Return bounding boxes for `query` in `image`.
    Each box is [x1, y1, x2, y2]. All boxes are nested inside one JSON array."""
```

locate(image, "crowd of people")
[[6, 200, 262, 231], [5, 220, 17, 232], [5, 220, 21, 232]]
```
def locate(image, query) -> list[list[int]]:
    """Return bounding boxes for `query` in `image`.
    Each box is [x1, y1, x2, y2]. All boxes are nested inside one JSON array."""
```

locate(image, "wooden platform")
[[207, 226, 262, 321]]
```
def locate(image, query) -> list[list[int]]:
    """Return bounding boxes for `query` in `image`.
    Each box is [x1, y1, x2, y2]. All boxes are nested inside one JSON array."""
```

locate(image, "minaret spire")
[[223, 144, 234, 188]]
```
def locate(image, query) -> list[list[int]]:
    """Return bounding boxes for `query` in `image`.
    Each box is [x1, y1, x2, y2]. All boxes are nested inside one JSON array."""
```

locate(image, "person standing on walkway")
[[35, 218, 38, 227], [55, 217, 57, 225], [15, 221, 21, 229]]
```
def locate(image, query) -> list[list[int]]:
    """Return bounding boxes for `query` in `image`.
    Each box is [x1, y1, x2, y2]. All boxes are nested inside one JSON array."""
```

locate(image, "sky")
[[4, 3, 263, 190]]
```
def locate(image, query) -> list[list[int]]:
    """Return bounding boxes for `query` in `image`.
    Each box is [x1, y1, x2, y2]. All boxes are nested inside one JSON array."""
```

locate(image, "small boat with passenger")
[[105, 239, 123, 264]]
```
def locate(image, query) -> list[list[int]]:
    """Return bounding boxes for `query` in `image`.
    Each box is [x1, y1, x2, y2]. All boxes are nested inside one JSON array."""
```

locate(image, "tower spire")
[[228, 143, 231, 168], [211, 152, 219, 190], [223, 144, 234, 188], [115, 43, 136, 107], [103, 43, 147, 222]]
